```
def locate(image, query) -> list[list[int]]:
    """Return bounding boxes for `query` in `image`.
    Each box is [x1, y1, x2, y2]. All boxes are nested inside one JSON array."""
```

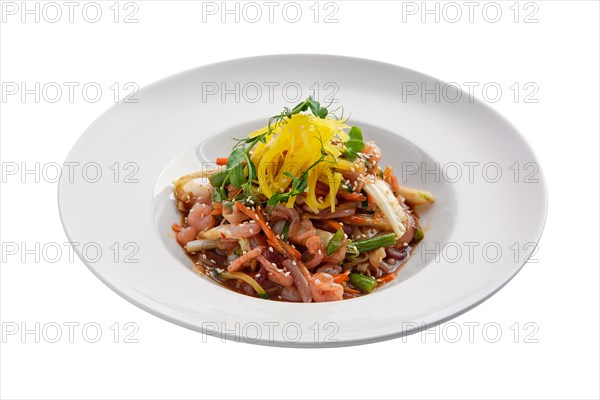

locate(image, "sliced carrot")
[[171, 223, 183, 232], [236, 202, 281, 247], [277, 240, 310, 278], [324, 219, 342, 232], [383, 165, 400, 194], [236, 201, 309, 278], [333, 270, 351, 284], [337, 190, 366, 202], [216, 157, 228, 166], [228, 189, 241, 199], [377, 273, 397, 284], [280, 240, 302, 260], [341, 215, 368, 224], [344, 286, 361, 294], [210, 208, 222, 216]]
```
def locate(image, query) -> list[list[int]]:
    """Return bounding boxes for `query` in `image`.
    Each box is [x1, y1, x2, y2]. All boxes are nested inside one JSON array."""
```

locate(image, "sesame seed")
[[269, 246, 274, 252]]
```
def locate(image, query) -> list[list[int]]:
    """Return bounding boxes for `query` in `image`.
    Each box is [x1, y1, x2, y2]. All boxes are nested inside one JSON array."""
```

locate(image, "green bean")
[[353, 232, 396, 253], [326, 229, 345, 255], [349, 273, 377, 293]]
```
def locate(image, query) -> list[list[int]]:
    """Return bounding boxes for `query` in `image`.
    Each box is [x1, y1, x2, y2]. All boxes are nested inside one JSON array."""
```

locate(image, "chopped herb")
[[209, 169, 229, 188], [343, 126, 365, 161]]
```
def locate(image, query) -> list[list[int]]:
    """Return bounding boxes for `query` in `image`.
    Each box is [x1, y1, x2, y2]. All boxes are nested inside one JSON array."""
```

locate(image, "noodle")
[[172, 98, 434, 302]]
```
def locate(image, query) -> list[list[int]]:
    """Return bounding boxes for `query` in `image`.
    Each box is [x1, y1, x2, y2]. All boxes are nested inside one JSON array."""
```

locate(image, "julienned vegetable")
[[353, 232, 397, 253], [173, 97, 435, 302], [349, 273, 377, 293], [215, 270, 269, 299], [397, 185, 435, 206], [185, 239, 220, 252], [363, 178, 407, 238]]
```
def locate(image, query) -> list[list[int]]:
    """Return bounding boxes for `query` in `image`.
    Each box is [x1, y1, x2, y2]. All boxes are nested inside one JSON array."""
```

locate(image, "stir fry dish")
[[172, 97, 435, 302]]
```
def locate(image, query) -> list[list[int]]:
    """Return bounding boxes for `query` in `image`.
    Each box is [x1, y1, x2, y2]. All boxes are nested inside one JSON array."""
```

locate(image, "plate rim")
[[58, 54, 548, 347]]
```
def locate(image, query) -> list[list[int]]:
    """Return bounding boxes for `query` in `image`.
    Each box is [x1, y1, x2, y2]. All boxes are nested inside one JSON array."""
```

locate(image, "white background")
[[1, 1, 599, 399]]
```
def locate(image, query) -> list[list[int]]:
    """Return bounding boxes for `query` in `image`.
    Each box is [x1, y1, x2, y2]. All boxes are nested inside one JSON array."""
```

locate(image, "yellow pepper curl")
[[250, 114, 347, 212]]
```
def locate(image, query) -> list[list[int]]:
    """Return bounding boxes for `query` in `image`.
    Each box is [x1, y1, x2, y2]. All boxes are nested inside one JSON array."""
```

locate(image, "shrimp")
[[257, 254, 294, 287], [305, 235, 322, 254], [199, 220, 260, 240], [362, 141, 382, 164], [289, 217, 317, 246], [269, 205, 300, 236], [222, 202, 250, 225], [324, 239, 347, 265], [218, 238, 241, 252], [309, 272, 343, 302], [176, 180, 212, 210], [187, 203, 216, 232], [227, 247, 263, 272], [191, 182, 212, 205], [303, 235, 325, 269], [176, 226, 197, 246], [316, 264, 343, 275]]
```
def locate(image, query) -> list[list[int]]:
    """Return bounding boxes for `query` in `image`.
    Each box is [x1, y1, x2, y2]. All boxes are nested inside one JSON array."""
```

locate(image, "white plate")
[[58, 55, 547, 347]]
